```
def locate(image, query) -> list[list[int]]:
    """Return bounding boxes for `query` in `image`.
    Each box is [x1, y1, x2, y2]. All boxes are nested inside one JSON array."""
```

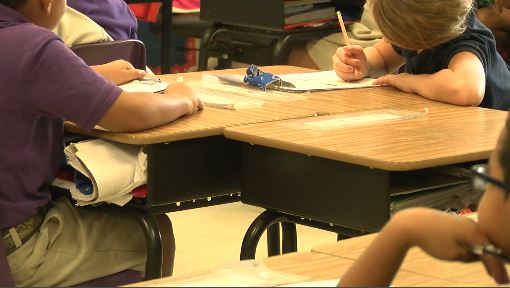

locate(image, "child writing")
[[0, 0, 201, 286], [340, 112, 510, 286], [333, 0, 510, 110]]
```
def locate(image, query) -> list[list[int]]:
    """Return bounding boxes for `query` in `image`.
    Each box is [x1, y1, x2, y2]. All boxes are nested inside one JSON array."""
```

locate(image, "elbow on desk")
[[98, 93, 161, 133], [447, 88, 483, 107], [100, 91, 191, 133], [438, 78, 483, 107]]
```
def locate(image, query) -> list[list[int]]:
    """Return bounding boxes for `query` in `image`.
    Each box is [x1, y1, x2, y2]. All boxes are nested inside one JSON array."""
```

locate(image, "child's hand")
[[164, 82, 203, 115], [332, 45, 368, 81], [399, 208, 509, 284], [373, 73, 415, 93], [92, 60, 146, 85]]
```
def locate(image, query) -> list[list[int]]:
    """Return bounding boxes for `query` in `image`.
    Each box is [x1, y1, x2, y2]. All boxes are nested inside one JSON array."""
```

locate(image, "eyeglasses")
[[469, 164, 509, 263], [471, 164, 508, 193]]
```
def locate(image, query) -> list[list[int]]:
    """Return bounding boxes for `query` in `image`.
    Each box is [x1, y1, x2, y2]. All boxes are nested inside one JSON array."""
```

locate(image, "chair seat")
[[71, 40, 147, 70]]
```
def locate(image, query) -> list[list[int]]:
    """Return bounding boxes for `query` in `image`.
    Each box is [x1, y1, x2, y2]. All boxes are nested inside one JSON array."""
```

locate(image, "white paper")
[[64, 139, 146, 206], [119, 79, 169, 93], [279, 70, 378, 91], [191, 74, 308, 110]]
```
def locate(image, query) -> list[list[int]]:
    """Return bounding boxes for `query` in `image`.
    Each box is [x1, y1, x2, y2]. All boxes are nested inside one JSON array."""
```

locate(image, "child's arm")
[[92, 60, 146, 85], [97, 82, 202, 132], [333, 39, 404, 81], [372, 51, 485, 106], [365, 39, 406, 77], [338, 209, 412, 287], [339, 208, 508, 287]]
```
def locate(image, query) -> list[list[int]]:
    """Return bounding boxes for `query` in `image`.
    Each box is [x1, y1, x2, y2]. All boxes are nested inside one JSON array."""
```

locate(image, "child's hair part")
[[370, 0, 473, 50], [0, 0, 27, 9]]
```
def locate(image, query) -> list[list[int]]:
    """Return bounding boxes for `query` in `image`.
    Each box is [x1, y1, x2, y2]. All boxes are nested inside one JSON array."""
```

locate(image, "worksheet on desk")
[[119, 79, 169, 93], [279, 70, 379, 91]]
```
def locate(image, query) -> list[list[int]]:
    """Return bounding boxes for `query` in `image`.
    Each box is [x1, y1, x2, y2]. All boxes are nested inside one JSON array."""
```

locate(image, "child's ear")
[[39, 0, 54, 15]]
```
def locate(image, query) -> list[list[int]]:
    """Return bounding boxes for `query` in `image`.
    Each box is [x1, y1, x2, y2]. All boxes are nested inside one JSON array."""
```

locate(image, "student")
[[291, 0, 509, 71], [339, 112, 510, 286], [288, 0, 381, 70], [67, 0, 138, 41], [0, 0, 202, 286], [477, 0, 510, 64], [52, 6, 112, 48], [333, 0, 510, 110]]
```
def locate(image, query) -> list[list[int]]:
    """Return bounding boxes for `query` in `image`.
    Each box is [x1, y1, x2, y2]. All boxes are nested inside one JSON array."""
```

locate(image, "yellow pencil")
[[336, 11, 359, 77]]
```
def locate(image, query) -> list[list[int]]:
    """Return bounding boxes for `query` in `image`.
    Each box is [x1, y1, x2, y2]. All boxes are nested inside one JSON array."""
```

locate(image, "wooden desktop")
[[65, 65, 506, 278], [224, 104, 507, 259]]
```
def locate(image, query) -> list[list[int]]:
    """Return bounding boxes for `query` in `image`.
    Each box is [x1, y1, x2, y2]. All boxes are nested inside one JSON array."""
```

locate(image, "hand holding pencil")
[[332, 11, 367, 81]]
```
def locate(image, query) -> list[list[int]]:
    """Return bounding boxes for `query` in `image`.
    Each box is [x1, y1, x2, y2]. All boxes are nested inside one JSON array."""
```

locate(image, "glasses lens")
[[472, 165, 488, 191]]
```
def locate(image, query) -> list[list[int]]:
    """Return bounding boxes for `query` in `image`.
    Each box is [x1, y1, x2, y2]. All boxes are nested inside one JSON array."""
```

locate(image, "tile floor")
[[167, 202, 336, 276]]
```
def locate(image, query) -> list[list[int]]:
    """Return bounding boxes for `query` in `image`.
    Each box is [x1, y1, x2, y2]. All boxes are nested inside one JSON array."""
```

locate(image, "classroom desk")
[[312, 233, 504, 286], [223, 105, 507, 259], [67, 66, 437, 145], [125, 250, 457, 287], [66, 65, 438, 212], [64, 65, 451, 276]]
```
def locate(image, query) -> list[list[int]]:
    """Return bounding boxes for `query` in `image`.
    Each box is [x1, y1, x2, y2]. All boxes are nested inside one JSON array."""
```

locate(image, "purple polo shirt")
[[0, 4, 122, 230], [67, 0, 138, 40]]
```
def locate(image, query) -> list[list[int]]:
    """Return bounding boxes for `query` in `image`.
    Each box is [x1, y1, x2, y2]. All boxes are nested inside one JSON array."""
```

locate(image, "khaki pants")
[[7, 198, 146, 286]]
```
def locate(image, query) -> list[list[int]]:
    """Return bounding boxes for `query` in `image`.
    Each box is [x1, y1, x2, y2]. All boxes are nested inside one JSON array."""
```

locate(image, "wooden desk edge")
[[65, 123, 224, 145], [223, 129, 493, 171]]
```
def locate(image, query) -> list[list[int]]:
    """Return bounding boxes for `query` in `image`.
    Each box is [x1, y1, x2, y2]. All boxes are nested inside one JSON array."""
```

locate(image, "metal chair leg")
[[160, 0, 173, 74], [198, 25, 222, 71], [130, 209, 164, 280]]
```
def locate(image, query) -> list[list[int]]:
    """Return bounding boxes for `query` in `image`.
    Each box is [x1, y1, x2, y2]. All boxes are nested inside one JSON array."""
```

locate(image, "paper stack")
[[64, 139, 147, 206]]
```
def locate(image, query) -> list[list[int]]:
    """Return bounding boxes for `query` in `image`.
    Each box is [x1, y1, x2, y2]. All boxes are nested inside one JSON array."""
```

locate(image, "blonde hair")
[[370, 0, 473, 50]]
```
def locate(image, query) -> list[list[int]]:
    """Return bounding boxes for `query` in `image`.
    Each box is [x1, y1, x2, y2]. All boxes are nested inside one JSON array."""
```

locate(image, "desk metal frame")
[[237, 144, 477, 260], [134, 136, 242, 278]]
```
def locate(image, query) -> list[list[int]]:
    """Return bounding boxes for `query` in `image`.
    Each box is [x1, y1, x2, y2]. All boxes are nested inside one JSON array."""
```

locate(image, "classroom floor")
[[167, 202, 337, 276]]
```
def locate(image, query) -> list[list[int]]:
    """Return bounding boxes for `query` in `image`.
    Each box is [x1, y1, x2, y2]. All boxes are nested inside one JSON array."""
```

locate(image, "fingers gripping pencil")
[[336, 11, 359, 77]]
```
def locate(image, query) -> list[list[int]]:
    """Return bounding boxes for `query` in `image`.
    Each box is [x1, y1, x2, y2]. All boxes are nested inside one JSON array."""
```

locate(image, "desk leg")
[[267, 222, 298, 256], [282, 222, 297, 254], [240, 210, 297, 260], [267, 224, 281, 256]]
